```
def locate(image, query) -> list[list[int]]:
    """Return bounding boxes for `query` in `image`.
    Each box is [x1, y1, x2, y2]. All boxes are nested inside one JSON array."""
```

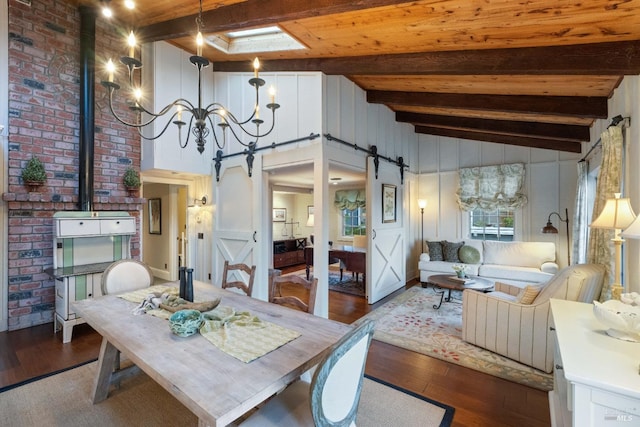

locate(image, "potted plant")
[[21, 156, 47, 191], [123, 167, 141, 195]]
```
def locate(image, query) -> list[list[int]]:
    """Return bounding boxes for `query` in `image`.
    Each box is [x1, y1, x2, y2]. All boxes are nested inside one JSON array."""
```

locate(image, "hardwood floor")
[[0, 268, 551, 426]]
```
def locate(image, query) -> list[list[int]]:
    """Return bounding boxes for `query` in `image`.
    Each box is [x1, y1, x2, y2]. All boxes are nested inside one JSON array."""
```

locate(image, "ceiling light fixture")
[[101, 0, 280, 155]]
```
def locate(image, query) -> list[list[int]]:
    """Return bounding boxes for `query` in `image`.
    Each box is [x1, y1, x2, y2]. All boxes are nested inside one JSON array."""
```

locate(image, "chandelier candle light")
[[101, 0, 280, 155]]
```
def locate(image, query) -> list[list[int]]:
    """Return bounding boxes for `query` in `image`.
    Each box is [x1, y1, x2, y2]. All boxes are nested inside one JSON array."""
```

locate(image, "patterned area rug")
[[353, 286, 553, 391], [287, 269, 365, 297]]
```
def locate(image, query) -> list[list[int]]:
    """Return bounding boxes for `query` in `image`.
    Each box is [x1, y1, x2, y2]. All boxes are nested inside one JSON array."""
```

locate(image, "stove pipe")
[[78, 6, 96, 212]]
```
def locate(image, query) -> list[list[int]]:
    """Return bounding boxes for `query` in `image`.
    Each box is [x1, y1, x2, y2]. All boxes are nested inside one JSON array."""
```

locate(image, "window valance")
[[456, 163, 527, 211], [334, 189, 366, 210]]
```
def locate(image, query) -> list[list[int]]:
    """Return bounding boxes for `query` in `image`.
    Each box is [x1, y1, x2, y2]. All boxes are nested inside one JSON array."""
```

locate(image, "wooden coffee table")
[[423, 274, 494, 309]]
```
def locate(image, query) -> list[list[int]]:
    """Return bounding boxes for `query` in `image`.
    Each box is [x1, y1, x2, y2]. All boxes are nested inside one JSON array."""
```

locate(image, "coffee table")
[[423, 274, 494, 309]]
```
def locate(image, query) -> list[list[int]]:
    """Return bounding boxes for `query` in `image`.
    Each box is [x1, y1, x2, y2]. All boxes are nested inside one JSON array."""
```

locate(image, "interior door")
[[212, 154, 266, 298], [366, 157, 406, 303]]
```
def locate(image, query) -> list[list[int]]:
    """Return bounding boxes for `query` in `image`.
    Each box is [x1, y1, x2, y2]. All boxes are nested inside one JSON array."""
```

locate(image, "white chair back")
[[310, 319, 375, 425], [101, 259, 154, 295]]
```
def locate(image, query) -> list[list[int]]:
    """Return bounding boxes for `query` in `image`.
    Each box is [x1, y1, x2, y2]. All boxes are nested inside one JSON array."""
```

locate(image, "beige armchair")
[[462, 263, 605, 373]]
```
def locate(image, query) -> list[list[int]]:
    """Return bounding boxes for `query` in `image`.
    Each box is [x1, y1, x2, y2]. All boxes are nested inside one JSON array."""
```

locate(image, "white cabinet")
[[54, 270, 105, 343], [549, 299, 640, 427], [48, 212, 135, 343], [56, 217, 135, 237]]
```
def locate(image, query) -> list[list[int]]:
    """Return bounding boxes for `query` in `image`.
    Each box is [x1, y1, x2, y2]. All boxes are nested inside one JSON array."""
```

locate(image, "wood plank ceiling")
[[107, 0, 640, 153]]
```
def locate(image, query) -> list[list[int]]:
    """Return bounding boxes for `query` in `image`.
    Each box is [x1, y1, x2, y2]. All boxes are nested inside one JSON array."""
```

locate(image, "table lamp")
[[590, 193, 636, 299]]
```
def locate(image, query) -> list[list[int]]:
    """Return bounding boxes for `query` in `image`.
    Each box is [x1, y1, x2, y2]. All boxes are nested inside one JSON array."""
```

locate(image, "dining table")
[[72, 280, 352, 427]]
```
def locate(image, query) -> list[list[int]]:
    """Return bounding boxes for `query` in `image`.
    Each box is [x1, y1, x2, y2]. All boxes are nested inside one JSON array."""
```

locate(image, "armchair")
[[462, 263, 605, 373]]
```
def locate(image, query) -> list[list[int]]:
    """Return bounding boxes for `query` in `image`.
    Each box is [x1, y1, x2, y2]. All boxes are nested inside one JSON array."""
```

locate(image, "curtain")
[[587, 126, 624, 301], [572, 160, 589, 265], [334, 189, 366, 210], [456, 163, 527, 211]]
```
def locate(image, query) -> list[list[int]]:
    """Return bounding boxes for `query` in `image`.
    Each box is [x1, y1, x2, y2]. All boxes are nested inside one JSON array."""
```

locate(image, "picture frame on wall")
[[382, 184, 397, 223], [273, 208, 286, 222], [149, 198, 161, 234]]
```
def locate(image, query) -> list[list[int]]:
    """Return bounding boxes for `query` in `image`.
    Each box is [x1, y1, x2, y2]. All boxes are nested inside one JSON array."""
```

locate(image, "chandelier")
[[101, 0, 280, 154]]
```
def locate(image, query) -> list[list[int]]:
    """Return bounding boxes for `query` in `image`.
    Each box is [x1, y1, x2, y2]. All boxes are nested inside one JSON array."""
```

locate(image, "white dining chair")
[[239, 319, 375, 426], [100, 258, 154, 380], [101, 258, 154, 296]]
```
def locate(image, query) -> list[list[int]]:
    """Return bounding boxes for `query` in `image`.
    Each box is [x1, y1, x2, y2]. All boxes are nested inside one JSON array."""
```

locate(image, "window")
[[342, 207, 366, 237], [469, 209, 514, 241]]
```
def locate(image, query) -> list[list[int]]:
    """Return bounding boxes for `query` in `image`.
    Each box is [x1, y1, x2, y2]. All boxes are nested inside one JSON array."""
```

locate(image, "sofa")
[[418, 240, 559, 288], [462, 263, 605, 372]]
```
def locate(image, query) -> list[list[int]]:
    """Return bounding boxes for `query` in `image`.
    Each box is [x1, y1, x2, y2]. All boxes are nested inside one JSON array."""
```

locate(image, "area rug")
[[353, 286, 553, 391], [287, 268, 365, 297], [0, 361, 454, 427]]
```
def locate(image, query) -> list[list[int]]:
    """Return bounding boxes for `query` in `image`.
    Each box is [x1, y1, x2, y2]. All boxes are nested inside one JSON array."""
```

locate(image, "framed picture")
[[273, 208, 286, 222], [308, 205, 314, 217], [148, 198, 161, 234], [382, 184, 397, 223]]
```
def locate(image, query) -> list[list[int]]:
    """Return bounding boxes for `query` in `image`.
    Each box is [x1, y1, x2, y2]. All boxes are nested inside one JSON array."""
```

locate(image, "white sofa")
[[462, 263, 605, 372], [418, 240, 559, 288]]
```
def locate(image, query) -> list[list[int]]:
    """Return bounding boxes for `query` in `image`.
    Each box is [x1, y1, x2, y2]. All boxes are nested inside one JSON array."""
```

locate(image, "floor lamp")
[[542, 208, 570, 265], [590, 193, 636, 299], [418, 199, 426, 253]]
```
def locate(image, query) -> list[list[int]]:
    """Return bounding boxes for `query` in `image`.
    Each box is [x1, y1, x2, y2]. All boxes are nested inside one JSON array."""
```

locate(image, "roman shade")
[[456, 163, 527, 211], [334, 189, 366, 210]]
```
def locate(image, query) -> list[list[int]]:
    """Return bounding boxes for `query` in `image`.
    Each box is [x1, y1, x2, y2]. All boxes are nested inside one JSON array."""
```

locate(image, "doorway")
[[141, 182, 189, 281]]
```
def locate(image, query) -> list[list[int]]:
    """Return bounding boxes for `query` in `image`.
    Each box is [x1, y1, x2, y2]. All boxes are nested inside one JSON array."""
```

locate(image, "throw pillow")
[[426, 241, 443, 261], [516, 284, 542, 305], [442, 241, 464, 263], [458, 245, 481, 264]]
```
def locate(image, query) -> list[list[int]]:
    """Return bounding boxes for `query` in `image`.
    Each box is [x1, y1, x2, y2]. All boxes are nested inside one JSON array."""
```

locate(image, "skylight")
[[205, 26, 305, 54]]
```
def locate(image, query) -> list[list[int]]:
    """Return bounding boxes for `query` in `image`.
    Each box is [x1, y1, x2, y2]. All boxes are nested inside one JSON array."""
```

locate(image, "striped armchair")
[[462, 263, 605, 373]]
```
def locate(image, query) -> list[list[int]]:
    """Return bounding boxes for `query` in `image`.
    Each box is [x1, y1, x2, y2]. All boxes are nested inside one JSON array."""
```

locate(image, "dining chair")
[[270, 273, 318, 314], [238, 319, 375, 426], [221, 260, 256, 296], [101, 258, 154, 296], [100, 258, 154, 381]]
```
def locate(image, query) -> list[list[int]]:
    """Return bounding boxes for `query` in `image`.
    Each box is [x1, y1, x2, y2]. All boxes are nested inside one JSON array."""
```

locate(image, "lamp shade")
[[306, 214, 314, 227], [418, 199, 427, 209], [622, 215, 640, 239], [542, 221, 558, 234], [590, 193, 636, 230]]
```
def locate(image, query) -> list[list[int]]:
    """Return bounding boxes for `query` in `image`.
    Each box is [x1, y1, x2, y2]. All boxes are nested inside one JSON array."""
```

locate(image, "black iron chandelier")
[[101, 0, 280, 154]]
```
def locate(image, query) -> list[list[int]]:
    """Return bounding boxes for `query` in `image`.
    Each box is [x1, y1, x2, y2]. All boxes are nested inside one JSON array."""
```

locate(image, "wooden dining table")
[[72, 280, 352, 427]]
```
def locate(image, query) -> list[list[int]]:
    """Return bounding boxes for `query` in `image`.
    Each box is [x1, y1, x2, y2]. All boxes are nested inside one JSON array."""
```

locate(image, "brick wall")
[[6, 0, 143, 330]]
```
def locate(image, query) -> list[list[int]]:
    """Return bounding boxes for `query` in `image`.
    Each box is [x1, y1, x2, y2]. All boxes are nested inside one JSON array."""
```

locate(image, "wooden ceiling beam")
[[212, 41, 640, 75], [396, 112, 590, 142], [369, 91, 608, 119], [415, 126, 582, 153], [139, 0, 411, 42]]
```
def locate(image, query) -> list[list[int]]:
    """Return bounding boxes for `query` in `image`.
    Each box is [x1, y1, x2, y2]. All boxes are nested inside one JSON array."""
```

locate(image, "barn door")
[[212, 154, 266, 298], [366, 156, 405, 303]]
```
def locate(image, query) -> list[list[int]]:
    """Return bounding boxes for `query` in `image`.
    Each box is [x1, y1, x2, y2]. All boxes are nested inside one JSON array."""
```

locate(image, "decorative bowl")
[[593, 300, 640, 342], [169, 309, 203, 337]]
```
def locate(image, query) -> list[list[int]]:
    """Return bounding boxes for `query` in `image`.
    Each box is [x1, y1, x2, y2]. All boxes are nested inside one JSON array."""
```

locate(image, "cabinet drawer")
[[100, 218, 136, 235], [57, 219, 101, 237]]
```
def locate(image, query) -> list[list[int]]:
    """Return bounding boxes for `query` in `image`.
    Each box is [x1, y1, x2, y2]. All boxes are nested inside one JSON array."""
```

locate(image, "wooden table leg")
[[92, 337, 119, 403]]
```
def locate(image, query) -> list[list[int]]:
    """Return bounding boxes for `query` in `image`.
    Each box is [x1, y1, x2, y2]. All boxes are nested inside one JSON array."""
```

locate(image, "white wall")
[[323, 75, 420, 280], [415, 131, 582, 272]]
